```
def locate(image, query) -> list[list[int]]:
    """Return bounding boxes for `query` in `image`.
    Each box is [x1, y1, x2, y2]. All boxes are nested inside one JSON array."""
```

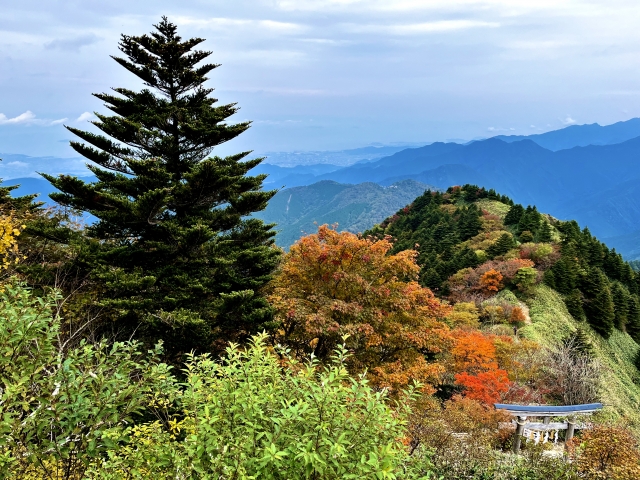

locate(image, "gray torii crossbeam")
[[494, 403, 603, 453]]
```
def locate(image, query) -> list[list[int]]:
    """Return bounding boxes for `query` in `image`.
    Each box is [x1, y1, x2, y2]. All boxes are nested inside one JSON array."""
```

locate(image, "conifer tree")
[[0, 170, 41, 213], [627, 296, 640, 343], [543, 269, 556, 290], [537, 220, 553, 243], [487, 232, 514, 258], [517, 206, 541, 235], [42, 18, 280, 355], [582, 269, 615, 338], [457, 205, 482, 240], [504, 204, 524, 226], [564, 289, 586, 322], [611, 282, 630, 331]]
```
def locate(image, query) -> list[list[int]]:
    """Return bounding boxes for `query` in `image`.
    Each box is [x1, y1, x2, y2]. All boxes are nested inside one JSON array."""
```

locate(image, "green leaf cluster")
[[0, 281, 169, 479], [91, 335, 421, 479]]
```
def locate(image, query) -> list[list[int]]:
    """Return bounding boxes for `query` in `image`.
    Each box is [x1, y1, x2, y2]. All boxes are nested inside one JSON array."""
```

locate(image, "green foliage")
[[517, 206, 542, 237], [89, 334, 421, 479], [521, 285, 640, 429], [537, 221, 553, 243], [582, 268, 616, 338], [364, 186, 490, 291], [515, 267, 538, 294], [0, 280, 168, 479], [487, 233, 515, 258], [504, 204, 525, 226], [41, 18, 280, 355]]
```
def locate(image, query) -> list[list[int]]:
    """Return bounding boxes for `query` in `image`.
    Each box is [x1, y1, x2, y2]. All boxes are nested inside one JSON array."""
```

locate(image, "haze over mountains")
[[252, 118, 640, 258], [3, 118, 640, 258]]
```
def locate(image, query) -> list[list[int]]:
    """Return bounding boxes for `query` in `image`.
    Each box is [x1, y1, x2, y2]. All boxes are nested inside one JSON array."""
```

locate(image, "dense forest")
[[1, 18, 640, 480]]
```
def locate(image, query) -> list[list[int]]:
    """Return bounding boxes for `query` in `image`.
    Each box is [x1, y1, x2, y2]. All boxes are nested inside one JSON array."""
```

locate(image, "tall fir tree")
[[42, 18, 280, 356], [457, 205, 482, 241], [611, 282, 630, 331], [504, 204, 524, 226], [626, 296, 640, 343], [581, 268, 615, 338], [537, 220, 553, 243], [564, 289, 586, 322], [517, 206, 542, 235]]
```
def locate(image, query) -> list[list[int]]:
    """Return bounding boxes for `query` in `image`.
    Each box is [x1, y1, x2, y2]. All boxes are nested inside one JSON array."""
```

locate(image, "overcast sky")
[[2, 0, 640, 157]]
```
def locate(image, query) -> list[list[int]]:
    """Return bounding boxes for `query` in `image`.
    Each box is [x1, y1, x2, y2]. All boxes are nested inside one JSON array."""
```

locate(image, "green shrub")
[[0, 280, 169, 479], [89, 335, 424, 479], [0, 280, 429, 479]]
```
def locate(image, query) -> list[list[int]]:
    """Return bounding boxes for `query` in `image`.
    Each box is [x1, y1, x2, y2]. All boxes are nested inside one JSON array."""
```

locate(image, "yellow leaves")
[[0, 213, 24, 271], [568, 425, 640, 480]]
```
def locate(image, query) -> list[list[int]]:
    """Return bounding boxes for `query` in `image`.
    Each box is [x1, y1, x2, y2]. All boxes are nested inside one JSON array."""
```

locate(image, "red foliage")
[[455, 369, 510, 404], [448, 258, 535, 301], [450, 329, 512, 405]]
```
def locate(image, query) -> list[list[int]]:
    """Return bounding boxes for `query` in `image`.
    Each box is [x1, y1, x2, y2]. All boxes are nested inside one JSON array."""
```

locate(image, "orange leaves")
[[479, 269, 503, 293], [568, 425, 640, 479], [454, 370, 510, 405], [448, 258, 535, 301], [450, 329, 512, 405], [267, 224, 451, 392], [509, 306, 527, 323], [451, 330, 498, 373]]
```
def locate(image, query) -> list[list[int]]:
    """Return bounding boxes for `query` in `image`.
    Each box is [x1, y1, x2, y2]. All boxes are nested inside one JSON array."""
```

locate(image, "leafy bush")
[[0, 282, 428, 479], [0, 281, 168, 479], [267, 224, 451, 393], [568, 424, 640, 479], [90, 334, 423, 479]]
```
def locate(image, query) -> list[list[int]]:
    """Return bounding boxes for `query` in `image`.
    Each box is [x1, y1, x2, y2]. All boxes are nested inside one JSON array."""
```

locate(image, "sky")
[[2, 0, 640, 158]]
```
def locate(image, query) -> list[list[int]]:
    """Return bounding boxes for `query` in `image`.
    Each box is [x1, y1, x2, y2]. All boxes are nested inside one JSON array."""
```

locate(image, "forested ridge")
[[1, 18, 640, 480], [366, 185, 640, 341]]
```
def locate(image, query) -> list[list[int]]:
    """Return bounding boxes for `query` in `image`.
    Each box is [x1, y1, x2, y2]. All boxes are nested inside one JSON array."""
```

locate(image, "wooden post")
[[513, 416, 527, 453], [566, 416, 576, 442]]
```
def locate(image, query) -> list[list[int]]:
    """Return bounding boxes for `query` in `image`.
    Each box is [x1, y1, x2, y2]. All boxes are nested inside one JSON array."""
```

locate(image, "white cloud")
[[347, 20, 500, 35], [0, 111, 67, 126], [174, 16, 305, 34], [562, 115, 577, 125], [44, 34, 100, 52], [76, 111, 95, 122], [0, 111, 36, 125]]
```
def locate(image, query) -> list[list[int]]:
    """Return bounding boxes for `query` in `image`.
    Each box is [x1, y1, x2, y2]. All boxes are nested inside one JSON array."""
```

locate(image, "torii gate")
[[494, 403, 603, 453]]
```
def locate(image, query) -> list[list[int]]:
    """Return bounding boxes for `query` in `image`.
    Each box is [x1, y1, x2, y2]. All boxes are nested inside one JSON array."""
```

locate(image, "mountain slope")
[[366, 184, 640, 426], [308, 136, 640, 258], [254, 179, 433, 248]]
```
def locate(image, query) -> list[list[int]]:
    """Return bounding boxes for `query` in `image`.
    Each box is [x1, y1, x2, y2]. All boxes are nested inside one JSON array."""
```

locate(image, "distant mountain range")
[[493, 118, 640, 150], [252, 119, 640, 258], [256, 145, 417, 167], [3, 118, 640, 258]]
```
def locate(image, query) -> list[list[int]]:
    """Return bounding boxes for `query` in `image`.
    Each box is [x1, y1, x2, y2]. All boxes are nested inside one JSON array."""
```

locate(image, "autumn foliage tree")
[[267, 225, 452, 392], [449, 330, 511, 404], [479, 269, 503, 294]]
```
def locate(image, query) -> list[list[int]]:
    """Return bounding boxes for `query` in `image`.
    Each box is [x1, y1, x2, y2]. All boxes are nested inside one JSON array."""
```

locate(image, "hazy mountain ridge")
[[259, 122, 640, 258], [254, 179, 434, 247], [493, 118, 640, 150]]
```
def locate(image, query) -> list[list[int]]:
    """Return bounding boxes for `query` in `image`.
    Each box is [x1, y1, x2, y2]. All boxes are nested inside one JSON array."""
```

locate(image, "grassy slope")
[[474, 200, 640, 426], [521, 285, 640, 428]]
